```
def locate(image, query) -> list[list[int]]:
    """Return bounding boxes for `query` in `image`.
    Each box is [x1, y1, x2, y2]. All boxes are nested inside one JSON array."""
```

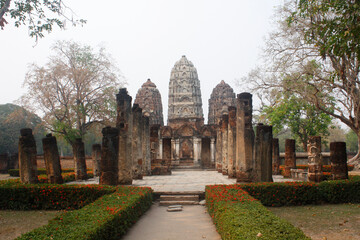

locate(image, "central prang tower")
[[167, 55, 204, 130]]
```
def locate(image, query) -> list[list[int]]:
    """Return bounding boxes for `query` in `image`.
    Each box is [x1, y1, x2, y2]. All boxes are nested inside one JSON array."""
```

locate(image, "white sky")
[[1, 0, 284, 124]]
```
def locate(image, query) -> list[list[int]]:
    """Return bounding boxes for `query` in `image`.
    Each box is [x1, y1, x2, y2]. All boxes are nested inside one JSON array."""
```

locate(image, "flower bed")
[[0, 181, 114, 210], [8, 168, 93, 177], [206, 185, 310, 240], [241, 176, 360, 207], [16, 186, 153, 240], [206, 176, 360, 239], [0, 180, 153, 240]]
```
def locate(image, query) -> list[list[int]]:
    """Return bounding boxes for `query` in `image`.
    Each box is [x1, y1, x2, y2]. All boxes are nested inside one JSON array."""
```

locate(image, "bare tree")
[[22, 40, 124, 159], [242, 1, 360, 169]]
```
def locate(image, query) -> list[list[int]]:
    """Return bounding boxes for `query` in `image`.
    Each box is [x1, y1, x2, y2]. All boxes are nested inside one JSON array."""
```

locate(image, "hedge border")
[[206, 176, 360, 240], [0, 181, 152, 240]]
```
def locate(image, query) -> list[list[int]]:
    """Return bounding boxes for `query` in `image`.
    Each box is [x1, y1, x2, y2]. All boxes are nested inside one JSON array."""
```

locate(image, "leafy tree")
[[261, 94, 333, 152], [242, 1, 360, 169], [346, 130, 358, 153], [22, 40, 124, 157], [0, 0, 85, 41], [0, 103, 45, 155]]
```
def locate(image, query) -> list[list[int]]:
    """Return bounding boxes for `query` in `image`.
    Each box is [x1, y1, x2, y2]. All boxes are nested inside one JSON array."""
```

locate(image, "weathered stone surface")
[[221, 114, 229, 175], [19, 128, 38, 184], [330, 142, 348, 180], [151, 159, 171, 175], [132, 104, 143, 180], [227, 106, 236, 178], [272, 138, 280, 175], [92, 144, 101, 176], [236, 93, 254, 182], [307, 136, 323, 182], [150, 125, 160, 162], [284, 139, 296, 178], [168, 55, 204, 129], [100, 127, 119, 185], [215, 123, 222, 172], [254, 124, 273, 182], [73, 138, 87, 180], [116, 88, 133, 185], [134, 79, 164, 126], [208, 80, 236, 125], [142, 116, 151, 176], [42, 134, 63, 184]]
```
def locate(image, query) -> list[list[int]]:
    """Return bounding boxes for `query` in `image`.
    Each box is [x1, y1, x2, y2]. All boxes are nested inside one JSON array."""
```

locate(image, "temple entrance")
[[201, 138, 211, 168], [162, 138, 171, 160]]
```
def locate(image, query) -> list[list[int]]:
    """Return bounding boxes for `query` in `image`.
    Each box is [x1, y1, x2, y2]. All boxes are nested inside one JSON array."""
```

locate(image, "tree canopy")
[[242, 0, 360, 168], [0, 103, 44, 155], [0, 0, 85, 41], [22, 40, 124, 147]]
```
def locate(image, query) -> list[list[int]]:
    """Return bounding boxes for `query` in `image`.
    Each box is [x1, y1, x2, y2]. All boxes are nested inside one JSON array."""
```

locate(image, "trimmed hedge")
[[206, 185, 310, 240], [206, 176, 360, 239], [0, 181, 114, 210], [16, 186, 153, 240], [241, 176, 360, 207], [8, 168, 92, 177]]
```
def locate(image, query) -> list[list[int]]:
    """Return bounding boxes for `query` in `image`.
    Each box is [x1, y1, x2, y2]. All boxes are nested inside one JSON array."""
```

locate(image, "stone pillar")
[[210, 138, 215, 167], [100, 127, 119, 185], [142, 116, 151, 176], [92, 144, 101, 177], [19, 128, 38, 184], [193, 137, 201, 165], [175, 139, 180, 160], [73, 138, 87, 180], [150, 125, 160, 161], [116, 88, 133, 185], [42, 134, 63, 184], [284, 139, 296, 178], [236, 93, 255, 182], [215, 124, 222, 172], [171, 139, 176, 163], [228, 106, 236, 178], [272, 138, 280, 175], [330, 142, 348, 180], [159, 138, 163, 159], [221, 114, 229, 175], [253, 124, 273, 182], [132, 104, 143, 180], [307, 136, 323, 182]]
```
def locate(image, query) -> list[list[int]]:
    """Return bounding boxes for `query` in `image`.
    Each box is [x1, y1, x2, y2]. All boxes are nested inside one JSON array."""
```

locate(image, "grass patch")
[[269, 204, 360, 240], [0, 210, 61, 240]]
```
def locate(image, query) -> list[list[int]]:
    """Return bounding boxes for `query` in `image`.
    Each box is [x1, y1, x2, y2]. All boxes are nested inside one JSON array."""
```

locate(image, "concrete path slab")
[[121, 203, 221, 240]]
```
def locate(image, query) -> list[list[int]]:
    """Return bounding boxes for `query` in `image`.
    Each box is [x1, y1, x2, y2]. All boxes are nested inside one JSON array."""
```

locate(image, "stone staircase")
[[172, 160, 202, 171], [159, 193, 200, 206]]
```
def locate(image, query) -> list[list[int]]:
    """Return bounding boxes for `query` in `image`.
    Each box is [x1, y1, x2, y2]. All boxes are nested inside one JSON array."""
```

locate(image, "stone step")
[[160, 194, 199, 202], [159, 200, 199, 206]]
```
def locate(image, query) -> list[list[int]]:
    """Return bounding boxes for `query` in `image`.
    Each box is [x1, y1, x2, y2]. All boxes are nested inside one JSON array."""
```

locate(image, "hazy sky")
[[1, 0, 284, 123]]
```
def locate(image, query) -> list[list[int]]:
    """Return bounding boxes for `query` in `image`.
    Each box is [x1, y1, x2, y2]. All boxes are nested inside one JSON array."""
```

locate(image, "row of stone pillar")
[[273, 136, 348, 182], [19, 129, 64, 184], [215, 93, 273, 183], [100, 88, 151, 185]]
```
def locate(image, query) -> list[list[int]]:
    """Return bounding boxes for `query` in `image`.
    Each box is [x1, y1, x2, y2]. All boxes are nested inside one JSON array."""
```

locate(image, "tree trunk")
[[348, 135, 360, 170], [72, 138, 88, 180]]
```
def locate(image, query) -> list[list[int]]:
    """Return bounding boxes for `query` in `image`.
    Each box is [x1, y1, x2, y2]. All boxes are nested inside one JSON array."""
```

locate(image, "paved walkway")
[[121, 204, 221, 240], [67, 171, 299, 191]]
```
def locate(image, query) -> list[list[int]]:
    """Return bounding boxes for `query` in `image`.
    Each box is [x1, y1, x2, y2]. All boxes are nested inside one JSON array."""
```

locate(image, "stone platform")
[[66, 170, 301, 193]]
